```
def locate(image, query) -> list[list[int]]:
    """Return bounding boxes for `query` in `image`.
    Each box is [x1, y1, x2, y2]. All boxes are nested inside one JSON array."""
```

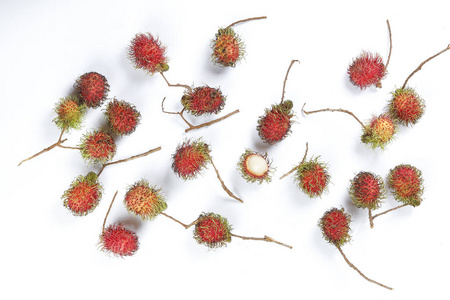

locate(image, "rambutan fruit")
[[62, 172, 102, 216], [387, 88, 425, 126], [104, 98, 141, 136], [294, 156, 330, 198], [387, 164, 424, 207], [172, 138, 211, 180], [361, 113, 397, 149], [74, 72, 109, 108], [237, 149, 273, 184], [79, 130, 116, 164], [100, 224, 139, 257], [211, 27, 244, 67], [349, 171, 386, 210], [348, 52, 387, 89], [124, 179, 167, 220], [128, 33, 169, 75], [53, 95, 86, 131], [181, 86, 226, 116], [193, 212, 232, 249]]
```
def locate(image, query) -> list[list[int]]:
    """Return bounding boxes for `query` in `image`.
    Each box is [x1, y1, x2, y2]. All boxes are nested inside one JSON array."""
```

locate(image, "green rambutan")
[[53, 95, 86, 131], [172, 138, 211, 180], [387, 87, 425, 126], [295, 156, 330, 198], [387, 164, 424, 207], [128, 33, 169, 74], [100, 224, 139, 257], [181, 86, 226, 116], [79, 130, 116, 164], [124, 180, 167, 220], [361, 113, 397, 149], [349, 171, 386, 210], [193, 212, 232, 249], [75, 72, 110, 108], [104, 98, 141, 136], [62, 172, 102, 216], [237, 149, 273, 184]]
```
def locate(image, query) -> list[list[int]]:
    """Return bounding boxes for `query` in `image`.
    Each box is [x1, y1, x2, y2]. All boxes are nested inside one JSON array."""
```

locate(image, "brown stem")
[[371, 203, 410, 220], [102, 190, 118, 232], [302, 103, 366, 129], [185, 109, 240, 133], [280, 142, 308, 180], [336, 245, 393, 290], [210, 158, 243, 203], [57, 145, 82, 150], [18, 138, 67, 166], [226, 16, 267, 28], [402, 44, 450, 89], [368, 208, 374, 229], [160, 212, 207, 229], [231, 233, 293, 249], [97, 146, 162, 177], [159, 72, 192, 91], [385, 19, 393, 70], [281, 59, 300, 104]]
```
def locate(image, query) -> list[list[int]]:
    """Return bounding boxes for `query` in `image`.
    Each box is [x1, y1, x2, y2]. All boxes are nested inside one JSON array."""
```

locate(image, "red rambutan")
[[172, 138, 211, 180], [319, 207, 351, 247], [237, 149, 273, 184], [387, 87, 425, 126], [257, 100, 294, 145], [348, 52, 387, 89], [75, 72, 109, 108], [211, 27, 244, 67], [128, 33, 169, 74], [361, 113, 397, 149], [62, 172, 102, 216], [100, 224, 139, 257], [193, 212, 232, 249], [181, 86, 226, 116], [295, 156, 330, 198], [79, 130, 116, 164], [104, 98, 141, 136], [387, 164, 424, 207], [349, 171, 386, 210], [124, 180, 167, 220]]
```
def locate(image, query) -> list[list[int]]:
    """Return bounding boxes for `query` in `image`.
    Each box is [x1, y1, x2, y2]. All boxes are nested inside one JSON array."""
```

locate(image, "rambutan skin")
[[318, 207, 351, 247], [387, 88, 425, 126], [99, 224, 139, 257], [257, 101, 294, 145], [361, 114, 397, 150], [193, 212, 232, 249], [387, 164, 424, 207], [79, 130, 116, 164], [181, 86, 226, 116], [128, 33, 169, 74], [211, 27, 244, 67], [295, 156, 330, 198], [62, 172, 102, 216], [348, 51, 386, 89], [104, 99, 141, 136], [237, 149, 272, 184], [53, 95, 86, 131], [74, 72, 110, 108], [124, 180, 167, 220], [172, 139, 211, 180], [349, 171, 386, 210]]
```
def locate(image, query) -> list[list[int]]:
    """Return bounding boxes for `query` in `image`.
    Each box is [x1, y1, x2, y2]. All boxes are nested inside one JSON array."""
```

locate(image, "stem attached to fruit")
[[280, 59, 300, 104], [102, 190, 118, 232], [371, 203, 410, 221], [226, 16, 267, 29], [368, 209, 375, 229], [159, 72, 192, 92], [160, 212, 208, 229], [336, 245, 393, 290], [210, 157, 243, 203], [280, 142, 308, 180], [385, 19, 393, 71], [231, 233, 293, 249], [302, 103, 366, 129]]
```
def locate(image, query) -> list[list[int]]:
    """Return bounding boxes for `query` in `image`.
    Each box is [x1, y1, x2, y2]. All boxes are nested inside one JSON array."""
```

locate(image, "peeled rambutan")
[[319, 207, 351, 247], [387, 87, 425, 126], [99, 224, 139, 257], [349, 171, 386, 210], [193, 212, 232, 249], [104, 98, 141, 136], [172, 138, 211, 180], [181, 86, 226, 116], [124, 179, 167, 220], [237, 149, 273, 184], [361, 113, 397, 149], [294, 156, 330, 198], [348, 51, 387, 89], [128, 33, 169, 74], [257, 100, 294, 145], [79, 130, 116, 164], [62, 172, 102, 216], [211, 27, 244, 67], [387, 164, 424, 207], [75, 72, 109, 108], [53, 95, 86, 131]]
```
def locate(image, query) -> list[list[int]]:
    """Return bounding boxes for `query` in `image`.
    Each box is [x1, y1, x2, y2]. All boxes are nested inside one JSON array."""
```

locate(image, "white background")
[[1, 0, 449, 299]]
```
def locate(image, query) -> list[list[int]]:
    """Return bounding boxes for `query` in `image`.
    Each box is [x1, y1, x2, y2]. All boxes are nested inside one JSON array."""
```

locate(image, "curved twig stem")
[[159, 72, 192, 92], [160, 212, 207, 229], [401, 44, 450, 89], [231, 233, 293, 249], [371, 203, 410, 221], [302, 103, 366, 129], [185, 109, 240, 133], [210, 158, 243, 203], [226, 16, 267, 28], [281, 59, 300, 104], [97, 146, 162, 177], [385, 19, 393, 70], [280, 142, 308, 180], [336, 245, 393, 290], [102, 190, 118, 232]]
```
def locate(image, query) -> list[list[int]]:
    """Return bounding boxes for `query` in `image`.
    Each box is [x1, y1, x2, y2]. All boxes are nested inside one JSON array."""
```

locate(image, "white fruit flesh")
[[245, 154, 268, 177]]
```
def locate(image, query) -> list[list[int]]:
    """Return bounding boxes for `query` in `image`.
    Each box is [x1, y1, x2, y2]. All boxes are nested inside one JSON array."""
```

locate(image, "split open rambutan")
[[387, 87, 425, 126], [193, 212, 232, 249], [349, 171, 386, 210], [79, 130, 116, 164], [211, 27, 244, 67], [319, 207, 351, 247], [128, 33, 169, 74], [104, 99, 141, 136], [53, 95, 86, 131], [257, 100, 294, 145], [237, 149, 272, 184], [75, 72, 109, 108], [172, 138, 211, 180], [181, 86, 226, 116], [348, 52, 386, 89], [62, 172, 102, 216], [361, 114, 397, 149], [294, 156, 330, 198], [124, 180, 167, 220], [387, 164, 424, 207], [99, 224, 139, 257]]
